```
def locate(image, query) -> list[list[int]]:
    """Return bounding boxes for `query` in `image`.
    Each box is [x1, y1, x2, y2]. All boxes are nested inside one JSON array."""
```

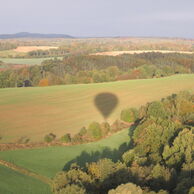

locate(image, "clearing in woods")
[[0, 74, 194, 143]]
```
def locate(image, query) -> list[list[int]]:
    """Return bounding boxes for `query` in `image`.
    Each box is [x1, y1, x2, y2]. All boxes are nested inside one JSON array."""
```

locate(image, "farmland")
[[0, 74, 194, 143], [0, 0, 194, 192], [0, 128, 130, 178], [0, 165, 51, 194]]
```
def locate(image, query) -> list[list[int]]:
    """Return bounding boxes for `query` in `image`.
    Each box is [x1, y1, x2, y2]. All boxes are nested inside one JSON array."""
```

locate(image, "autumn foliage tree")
[[38, 78, 49, 86]]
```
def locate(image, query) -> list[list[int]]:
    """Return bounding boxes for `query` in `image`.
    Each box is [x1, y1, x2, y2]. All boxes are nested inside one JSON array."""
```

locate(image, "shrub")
[[100, 122, 110, 136], [120, 108, 138, 123], [87, 122, 102, 139], [147, 101, 168, 119], [138, 105, 147, 119], [61, 133, 71, 143], [122, 149, 135, 166], [122, 149, 147, 166], [71, 134, 83, 143], [78, 127, 87, 136], [44, 133, 56, 143]]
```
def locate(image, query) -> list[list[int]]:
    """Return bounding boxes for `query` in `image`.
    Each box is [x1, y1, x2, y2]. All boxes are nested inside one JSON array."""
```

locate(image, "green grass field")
[[0, 57, 62, 65], [0, 74, 194, 143], [0, 165, 51, 194], [0, 128, 130, 178]]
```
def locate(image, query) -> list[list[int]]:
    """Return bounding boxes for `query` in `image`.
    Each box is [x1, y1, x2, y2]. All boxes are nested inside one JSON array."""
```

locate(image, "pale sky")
[[0, 0, 194, 38]]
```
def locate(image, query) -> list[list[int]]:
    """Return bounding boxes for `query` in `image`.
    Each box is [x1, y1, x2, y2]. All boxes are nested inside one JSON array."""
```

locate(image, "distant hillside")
[[0, 32, 74, 39]]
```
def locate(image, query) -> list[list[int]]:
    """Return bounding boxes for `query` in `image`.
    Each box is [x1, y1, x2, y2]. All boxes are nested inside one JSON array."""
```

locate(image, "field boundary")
[[0, 159, 52, 185], [0, 122, 132, 151]]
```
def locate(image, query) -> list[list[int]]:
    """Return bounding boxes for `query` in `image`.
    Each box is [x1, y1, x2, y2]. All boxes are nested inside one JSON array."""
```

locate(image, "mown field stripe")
[[0, 159, 52, 185]]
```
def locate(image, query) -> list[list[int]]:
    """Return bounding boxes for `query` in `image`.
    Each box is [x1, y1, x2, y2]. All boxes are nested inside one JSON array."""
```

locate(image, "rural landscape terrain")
[[0, 34, 194, 194]]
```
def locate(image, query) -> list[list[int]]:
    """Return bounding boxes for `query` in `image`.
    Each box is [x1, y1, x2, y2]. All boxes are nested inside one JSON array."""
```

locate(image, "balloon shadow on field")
[[94, 92, 119, 120]]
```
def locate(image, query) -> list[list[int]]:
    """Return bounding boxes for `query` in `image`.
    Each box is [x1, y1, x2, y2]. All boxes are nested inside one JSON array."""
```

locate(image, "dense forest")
[[0, 52, 194, 88], [52, 91, 194, 194]]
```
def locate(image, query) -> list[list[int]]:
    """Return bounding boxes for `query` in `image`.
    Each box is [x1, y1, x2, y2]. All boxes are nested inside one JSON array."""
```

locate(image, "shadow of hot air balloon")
[[94, 93, 119, 120]]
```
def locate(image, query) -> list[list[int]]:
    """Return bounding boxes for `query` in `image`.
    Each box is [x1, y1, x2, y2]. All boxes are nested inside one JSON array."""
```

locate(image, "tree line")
[[0, 52, 194, 88]]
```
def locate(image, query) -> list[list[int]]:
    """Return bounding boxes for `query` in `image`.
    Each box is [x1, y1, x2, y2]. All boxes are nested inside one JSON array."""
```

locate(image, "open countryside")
[[0, 74, 193, 143], [0, 1, 194, 192]]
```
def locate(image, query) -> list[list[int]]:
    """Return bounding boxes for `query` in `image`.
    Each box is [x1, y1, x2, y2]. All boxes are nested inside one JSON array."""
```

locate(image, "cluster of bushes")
[[27, 49, 67, 58], [43, 117, 131, 144], [1, 52, 194, 88], [44, 120, 129, 144], [120, 108, 138, 123], [44, 133, 56, 143], [53, 91, 194, 194]]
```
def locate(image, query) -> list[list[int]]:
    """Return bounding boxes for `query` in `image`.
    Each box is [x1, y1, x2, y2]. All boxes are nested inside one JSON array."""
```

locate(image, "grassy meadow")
[[0, 165, 51, 194], [0, 128, 130, 178], [0, 57, 62, 65], [0, 74, 194, 143]]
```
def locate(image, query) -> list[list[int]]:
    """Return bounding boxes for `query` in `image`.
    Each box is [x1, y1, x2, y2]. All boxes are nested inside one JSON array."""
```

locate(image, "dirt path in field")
[[0, 159, 52, 185]]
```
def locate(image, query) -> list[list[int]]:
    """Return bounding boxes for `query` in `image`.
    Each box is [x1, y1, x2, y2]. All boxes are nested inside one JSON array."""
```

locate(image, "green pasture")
[[0, 165, 51, 194], [0, 57, 63, 65], [0, 128, 130, 178]]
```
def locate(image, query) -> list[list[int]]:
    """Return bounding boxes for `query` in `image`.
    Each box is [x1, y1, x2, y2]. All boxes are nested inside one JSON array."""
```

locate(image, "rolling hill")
[[0, 32, 74, 39], [0, 74, 193, 143]]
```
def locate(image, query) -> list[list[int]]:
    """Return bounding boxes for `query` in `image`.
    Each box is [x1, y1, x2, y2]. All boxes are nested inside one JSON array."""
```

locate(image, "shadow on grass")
[[94, 93, 119, 120], [63, 124, 136, 171]]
